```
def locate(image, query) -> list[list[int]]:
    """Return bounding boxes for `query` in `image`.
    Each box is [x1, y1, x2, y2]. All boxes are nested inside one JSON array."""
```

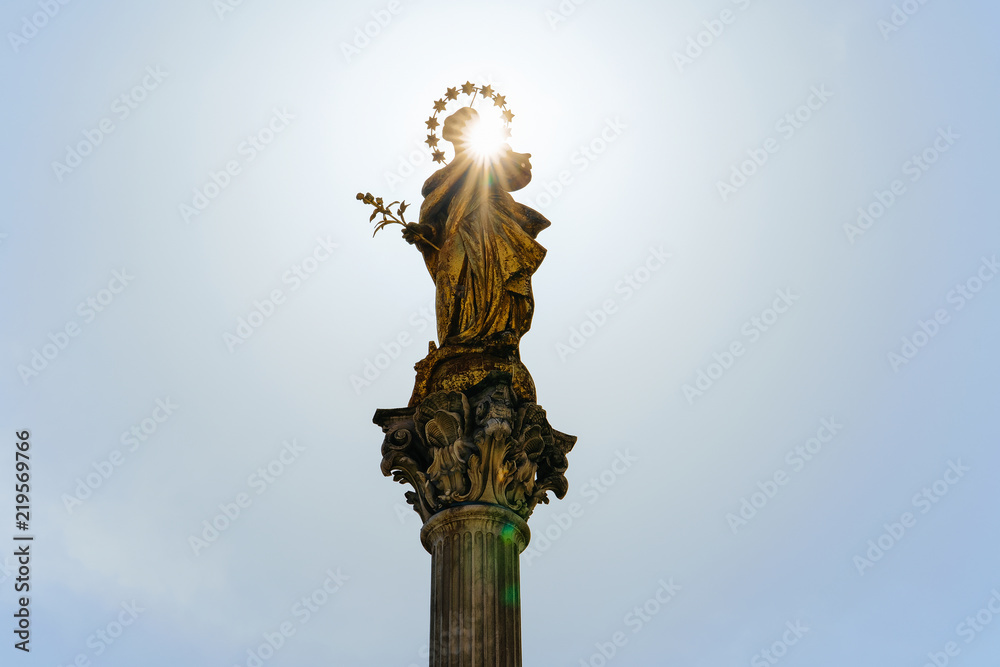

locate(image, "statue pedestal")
[[408, 341, 536, 407], [375, 367, 574, 667], [421, 504, 530, 666]]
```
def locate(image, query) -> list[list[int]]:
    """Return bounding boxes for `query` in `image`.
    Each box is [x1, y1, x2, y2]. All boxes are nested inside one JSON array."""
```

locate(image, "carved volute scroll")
[[374, 372, 575, 523]]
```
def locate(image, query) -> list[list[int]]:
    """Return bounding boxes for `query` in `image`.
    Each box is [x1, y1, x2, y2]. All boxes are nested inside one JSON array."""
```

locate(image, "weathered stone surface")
[[421, 503, 529, 667], [408, 340, 536, 408], [374, 371, 575, 523]]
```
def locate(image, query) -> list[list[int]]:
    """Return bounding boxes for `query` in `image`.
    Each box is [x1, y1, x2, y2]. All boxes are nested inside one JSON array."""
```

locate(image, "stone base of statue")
[[408, 340, 537, 408], [374, 361, 575, 667]]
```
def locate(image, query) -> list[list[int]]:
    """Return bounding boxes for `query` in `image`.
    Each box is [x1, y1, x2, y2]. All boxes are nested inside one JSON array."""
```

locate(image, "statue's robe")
[[418, 150, 550, 346]]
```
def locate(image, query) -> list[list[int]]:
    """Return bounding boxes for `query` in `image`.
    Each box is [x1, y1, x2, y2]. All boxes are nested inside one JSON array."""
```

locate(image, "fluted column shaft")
[[420, 504, 530, 667]]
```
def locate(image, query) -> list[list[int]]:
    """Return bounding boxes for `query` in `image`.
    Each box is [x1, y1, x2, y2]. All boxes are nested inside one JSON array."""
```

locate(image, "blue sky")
[[2, 1, 999, 665]]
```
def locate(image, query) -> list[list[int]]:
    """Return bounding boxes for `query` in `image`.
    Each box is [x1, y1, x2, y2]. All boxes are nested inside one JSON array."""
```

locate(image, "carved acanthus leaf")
[[374, 377, 576, 521]]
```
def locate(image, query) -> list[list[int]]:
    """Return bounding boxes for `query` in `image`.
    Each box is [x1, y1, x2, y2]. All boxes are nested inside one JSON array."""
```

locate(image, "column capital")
[[374, 371, 576, 523]]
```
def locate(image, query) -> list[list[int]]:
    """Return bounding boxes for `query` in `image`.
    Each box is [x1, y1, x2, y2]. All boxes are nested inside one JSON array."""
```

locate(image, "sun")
[[464, 116, 508, 161], [424, 82, 514, 165]]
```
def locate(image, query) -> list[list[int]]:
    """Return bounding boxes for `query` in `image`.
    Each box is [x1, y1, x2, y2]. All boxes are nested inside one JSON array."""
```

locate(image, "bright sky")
[[2, 1, 999, 666]]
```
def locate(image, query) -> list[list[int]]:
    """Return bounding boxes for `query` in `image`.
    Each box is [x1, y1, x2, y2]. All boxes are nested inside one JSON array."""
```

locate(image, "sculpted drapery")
[[406, 110, 551, 348]]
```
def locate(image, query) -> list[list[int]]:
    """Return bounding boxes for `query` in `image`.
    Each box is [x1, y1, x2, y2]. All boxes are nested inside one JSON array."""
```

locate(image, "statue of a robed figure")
[[405, 106, 549, 348], [359, 86, 559, 406], [360, 82, 575, 667]]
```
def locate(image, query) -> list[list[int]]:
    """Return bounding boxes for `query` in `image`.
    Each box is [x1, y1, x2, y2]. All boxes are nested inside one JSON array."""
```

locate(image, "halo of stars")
[[425, 81, 514, 164]]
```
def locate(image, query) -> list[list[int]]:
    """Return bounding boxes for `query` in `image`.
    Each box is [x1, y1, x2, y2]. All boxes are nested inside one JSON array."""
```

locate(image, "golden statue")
[[358, 83, 551, 404], [405, 107, 550, 347]]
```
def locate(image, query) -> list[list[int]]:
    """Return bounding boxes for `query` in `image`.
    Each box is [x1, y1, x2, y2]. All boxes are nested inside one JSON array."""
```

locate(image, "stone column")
[[421, 504, 530, 666], [375, 370, 575, 667]]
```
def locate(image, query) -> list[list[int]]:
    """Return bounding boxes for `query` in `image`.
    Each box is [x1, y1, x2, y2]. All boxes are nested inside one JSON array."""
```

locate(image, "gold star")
[[480, 85, 494, 98], [445, 87, 459, 100], [502, 109, 514, 123], [426, 116, 439, 130], [433, 98, 447, 112], [503, 127, 512, 138], [493, 94, 506, 107], [461, 81, 476, 95], [426, 134, 439, 147], [432, 150, 446, 163]]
